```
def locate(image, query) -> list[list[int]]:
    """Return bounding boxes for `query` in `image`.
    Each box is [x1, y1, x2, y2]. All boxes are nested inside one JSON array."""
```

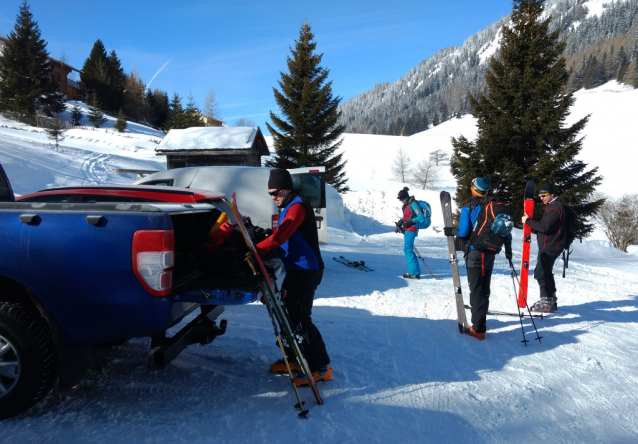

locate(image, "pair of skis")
[[333, 256, 374, 271], [440, 183, 542, 343], [226, 195, 322, 418]]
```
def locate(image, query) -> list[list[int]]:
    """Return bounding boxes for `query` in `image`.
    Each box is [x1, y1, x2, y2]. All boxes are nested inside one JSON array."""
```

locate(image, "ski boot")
[[270, 358, 301, 373], [294, 366, 333, 387], [467, 326, 485, 341], [530, 296, 557, 313], [402, 273, 421, 279]]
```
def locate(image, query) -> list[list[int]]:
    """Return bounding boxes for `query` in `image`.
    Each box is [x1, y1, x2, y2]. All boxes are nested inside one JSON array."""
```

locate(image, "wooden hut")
[[155, 126, 270, 169]]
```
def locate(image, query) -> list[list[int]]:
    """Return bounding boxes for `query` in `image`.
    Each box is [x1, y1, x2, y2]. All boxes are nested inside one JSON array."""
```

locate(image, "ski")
[[464, 304, 544, 319], [518, 180, 536, 307], [333, 256, 374, 272], [440, 191, 469, 333], [226, 195, 323, 410]]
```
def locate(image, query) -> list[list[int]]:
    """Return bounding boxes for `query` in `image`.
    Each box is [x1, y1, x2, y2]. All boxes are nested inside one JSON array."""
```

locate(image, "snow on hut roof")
[[155, 126, 269, 155]]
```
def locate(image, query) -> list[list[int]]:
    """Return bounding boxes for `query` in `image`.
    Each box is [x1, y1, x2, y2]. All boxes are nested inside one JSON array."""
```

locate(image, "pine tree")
[[450, 0, 602, 237], [0, 1, 65, 117], [45, 117, 65, 152], [266, 21, 349, 193], [184, 92, 205, 128], [81, 40, 109, 109], [114, 108, 127, 132], [164, 93, 185, 130], [87, 91, 107, 128], [106, 50, 127, 113], [80, 41, 127, 114], [151, 88, 170, 129], [70, 102, 83, 125]]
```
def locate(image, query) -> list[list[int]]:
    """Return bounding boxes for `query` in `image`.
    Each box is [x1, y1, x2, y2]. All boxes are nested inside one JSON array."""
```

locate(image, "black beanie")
[[268, 169, 294, 190], [397, 188, 410, 201], [539, 183, 556, 195]]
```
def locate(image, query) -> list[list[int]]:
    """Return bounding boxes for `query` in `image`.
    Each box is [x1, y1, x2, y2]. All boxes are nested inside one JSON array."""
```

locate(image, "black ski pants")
[[534, 249, 561, 299], [281, 269, 330, 372], [466, 250, 495, 334]]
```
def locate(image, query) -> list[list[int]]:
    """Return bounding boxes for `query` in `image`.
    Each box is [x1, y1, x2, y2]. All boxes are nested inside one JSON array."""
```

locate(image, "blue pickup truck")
[[0, 164, 276, 419]]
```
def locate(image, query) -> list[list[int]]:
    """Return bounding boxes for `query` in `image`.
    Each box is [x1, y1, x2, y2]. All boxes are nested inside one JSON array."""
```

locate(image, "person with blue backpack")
[[443, 176, 513, 340], [396, 187, 432, 279]]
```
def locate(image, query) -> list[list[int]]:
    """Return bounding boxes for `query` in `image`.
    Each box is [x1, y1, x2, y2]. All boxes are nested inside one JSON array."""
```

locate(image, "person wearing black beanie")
[[254, 169, 331, 386], [396, 187, 428, 279], [522, 183, 566, 313]]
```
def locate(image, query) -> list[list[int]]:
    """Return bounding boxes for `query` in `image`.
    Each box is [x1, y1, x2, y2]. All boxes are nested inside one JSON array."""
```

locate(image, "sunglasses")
[[268, 189, 281, 197], [538, 193, 549, 198]]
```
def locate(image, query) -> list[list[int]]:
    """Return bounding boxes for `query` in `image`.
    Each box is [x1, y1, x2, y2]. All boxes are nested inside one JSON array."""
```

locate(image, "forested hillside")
[[339, 0, 638, 136]]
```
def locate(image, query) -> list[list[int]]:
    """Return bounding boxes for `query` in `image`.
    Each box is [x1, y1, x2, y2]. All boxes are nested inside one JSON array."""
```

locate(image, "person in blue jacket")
[[396, 187, 426, 279], [444, 176, 512, 340]]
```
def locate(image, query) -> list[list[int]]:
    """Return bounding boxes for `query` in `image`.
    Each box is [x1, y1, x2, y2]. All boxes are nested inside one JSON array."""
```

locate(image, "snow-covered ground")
[[0, 82, 637, 443]]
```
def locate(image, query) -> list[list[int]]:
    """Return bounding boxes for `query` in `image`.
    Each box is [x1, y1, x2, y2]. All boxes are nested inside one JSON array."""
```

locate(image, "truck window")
[[77, 195, 162, 203], [140, 179, 174, 187], [292, 172, 326, 209], [20, 194, 74, 203]]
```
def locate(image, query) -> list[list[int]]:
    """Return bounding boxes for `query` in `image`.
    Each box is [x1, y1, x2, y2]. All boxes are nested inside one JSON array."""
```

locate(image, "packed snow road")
[[2, 225, 637, 443]]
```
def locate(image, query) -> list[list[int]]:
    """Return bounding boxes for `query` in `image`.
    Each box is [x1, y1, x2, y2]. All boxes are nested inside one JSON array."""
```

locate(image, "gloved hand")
[[504, 239, 513, 261], [402, 220, 414, 228], [443, 227, 458, 237], [396, 218, 404, 228]]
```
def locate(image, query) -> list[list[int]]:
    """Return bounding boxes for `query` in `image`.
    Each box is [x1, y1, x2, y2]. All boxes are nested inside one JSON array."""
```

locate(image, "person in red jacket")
[[255, 169, 331, 387], [522, 183, 566, 313]]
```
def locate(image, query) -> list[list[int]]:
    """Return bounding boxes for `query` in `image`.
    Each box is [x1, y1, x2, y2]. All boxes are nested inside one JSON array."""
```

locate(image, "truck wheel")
[[0, 302, 57, 419]]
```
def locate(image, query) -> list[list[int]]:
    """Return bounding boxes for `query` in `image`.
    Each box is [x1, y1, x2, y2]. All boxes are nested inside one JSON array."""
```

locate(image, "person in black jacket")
[[522, 183, 566, 313]]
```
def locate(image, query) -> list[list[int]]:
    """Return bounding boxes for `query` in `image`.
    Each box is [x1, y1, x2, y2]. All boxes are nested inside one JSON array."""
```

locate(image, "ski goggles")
[[538, 193, 550, 198]]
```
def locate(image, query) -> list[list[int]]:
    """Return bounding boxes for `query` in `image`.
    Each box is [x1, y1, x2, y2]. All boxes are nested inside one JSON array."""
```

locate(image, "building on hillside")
[[0, 34, 81, 101], [155, 126, 270, 169], [197, 113, 224, 127]]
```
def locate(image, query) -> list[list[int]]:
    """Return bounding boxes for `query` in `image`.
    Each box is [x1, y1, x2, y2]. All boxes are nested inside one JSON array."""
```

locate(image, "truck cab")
[[136, 166, 328, 244]]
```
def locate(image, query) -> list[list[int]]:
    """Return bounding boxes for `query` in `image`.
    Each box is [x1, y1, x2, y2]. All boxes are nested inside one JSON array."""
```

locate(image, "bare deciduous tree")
[[202, 88, 221, 123], [594, 193, 638, 252], [429, 149, 449, 166], [234, 116, 255, 127], [413, 158, 440, 190], [391, 147, 412, 183]]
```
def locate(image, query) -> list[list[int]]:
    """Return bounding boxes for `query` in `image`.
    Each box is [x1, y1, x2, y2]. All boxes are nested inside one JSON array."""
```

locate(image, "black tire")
[[0, 302, 57, 419]]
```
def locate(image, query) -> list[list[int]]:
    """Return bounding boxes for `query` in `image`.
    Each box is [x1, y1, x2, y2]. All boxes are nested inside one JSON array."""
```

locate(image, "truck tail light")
[[272, 214, 279, 229], [132, 230, 174, 297]]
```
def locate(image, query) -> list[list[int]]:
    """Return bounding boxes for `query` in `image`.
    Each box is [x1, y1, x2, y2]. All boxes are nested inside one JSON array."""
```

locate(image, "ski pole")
[[413, 245, 437, 279], [506, 260, 529, 346], [246, 257, 309, 418], [508, 259, 543, 344]]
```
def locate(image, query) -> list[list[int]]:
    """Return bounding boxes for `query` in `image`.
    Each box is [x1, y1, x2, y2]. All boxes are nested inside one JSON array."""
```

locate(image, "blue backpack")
[[411, 200, 432, 230]]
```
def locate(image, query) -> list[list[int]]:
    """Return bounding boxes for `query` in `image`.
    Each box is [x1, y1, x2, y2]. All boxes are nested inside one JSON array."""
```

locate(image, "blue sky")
[[1, 0, 513, 134]]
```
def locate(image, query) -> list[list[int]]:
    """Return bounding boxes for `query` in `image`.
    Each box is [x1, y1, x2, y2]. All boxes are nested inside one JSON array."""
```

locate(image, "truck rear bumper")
[[148, 305, 226, 369]]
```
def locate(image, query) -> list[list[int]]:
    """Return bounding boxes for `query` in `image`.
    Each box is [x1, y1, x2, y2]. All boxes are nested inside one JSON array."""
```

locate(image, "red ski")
[[518, 180, 536, 307]]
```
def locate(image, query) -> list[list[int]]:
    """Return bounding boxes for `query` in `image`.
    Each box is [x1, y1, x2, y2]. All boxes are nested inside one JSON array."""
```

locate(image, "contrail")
[[147, 58, 172, 90]]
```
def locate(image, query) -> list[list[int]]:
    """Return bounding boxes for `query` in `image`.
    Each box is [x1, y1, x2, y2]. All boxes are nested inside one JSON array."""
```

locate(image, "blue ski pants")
[[403, 230, 421, 276]]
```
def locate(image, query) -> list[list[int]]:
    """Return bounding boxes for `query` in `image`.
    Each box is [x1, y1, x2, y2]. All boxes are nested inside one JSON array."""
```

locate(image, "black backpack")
[[470, 198, 514, 254], [562, 205, 579, 277]]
